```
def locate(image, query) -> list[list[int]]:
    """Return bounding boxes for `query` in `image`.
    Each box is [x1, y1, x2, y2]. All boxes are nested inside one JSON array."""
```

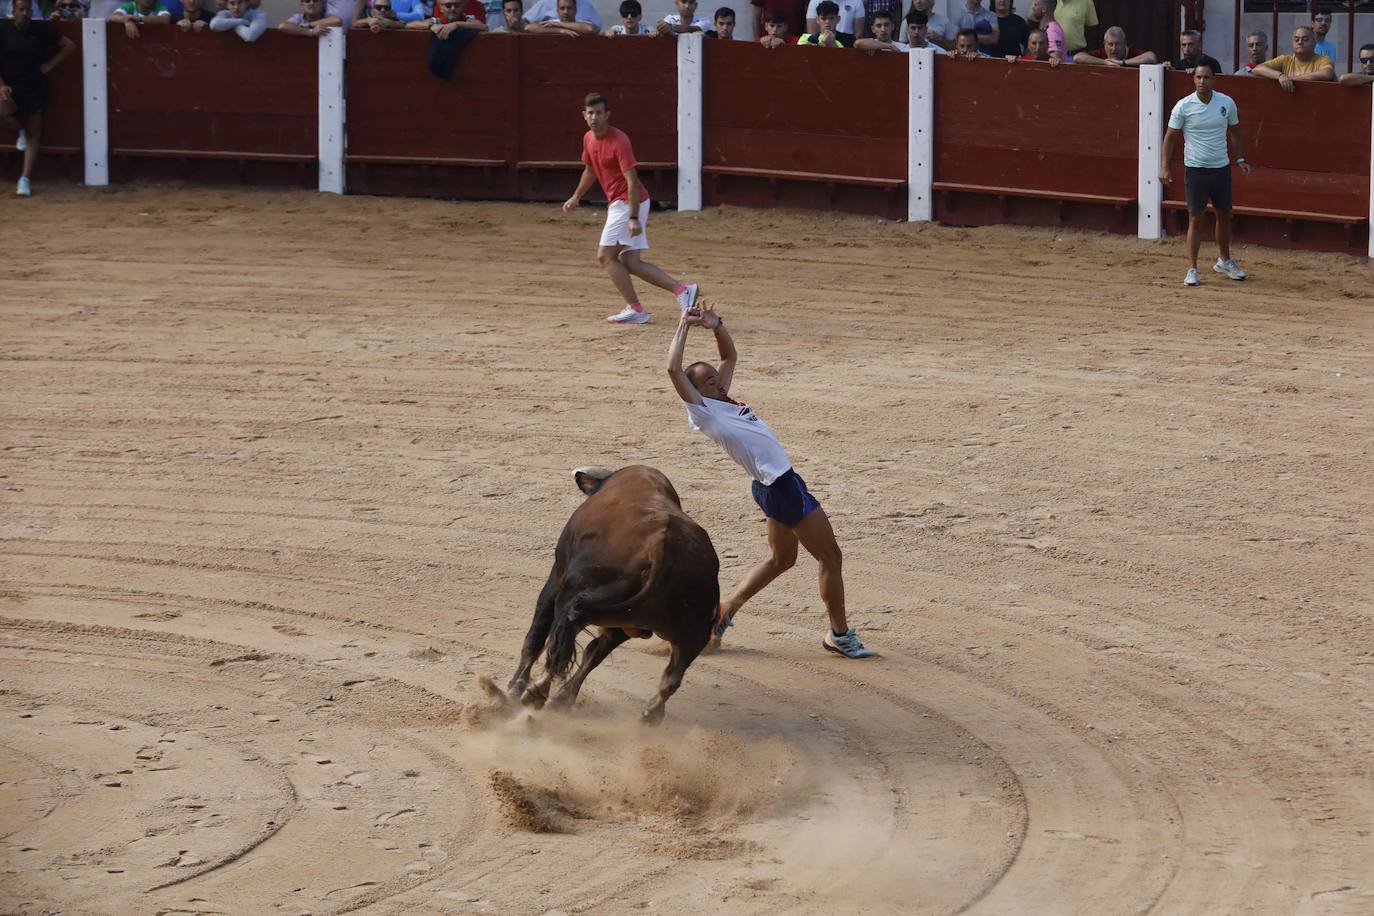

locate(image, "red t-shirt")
[[752, 0, 805, 43], [436, 0, 485, 23], [581, 126, 645, 205]]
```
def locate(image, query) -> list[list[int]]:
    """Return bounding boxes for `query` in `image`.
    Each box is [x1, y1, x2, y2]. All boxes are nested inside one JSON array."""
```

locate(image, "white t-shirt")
[[1168, 90, 1238, 169], [805, 0, 863, 33], [608, 22, 652, 33], [686, 397, 792, 485], [660, 12, 711, 30]]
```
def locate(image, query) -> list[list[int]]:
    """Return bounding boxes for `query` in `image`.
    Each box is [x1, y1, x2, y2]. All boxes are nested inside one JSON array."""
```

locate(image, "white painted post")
[[318, 27, 345, 195], [907, 47, 935, 222], [82, 19, 108, 187], [676, 32, 703, 212], [1138, 63, 1165, 240]]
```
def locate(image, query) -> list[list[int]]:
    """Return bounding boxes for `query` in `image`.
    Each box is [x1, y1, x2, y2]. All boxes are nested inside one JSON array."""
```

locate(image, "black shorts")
[[1185, 165, 1233, 213], [9, 85, 46, 117]]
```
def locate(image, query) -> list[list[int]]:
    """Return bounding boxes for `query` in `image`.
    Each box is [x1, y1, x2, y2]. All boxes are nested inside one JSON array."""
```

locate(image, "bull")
[[504, 465, 719, 723]]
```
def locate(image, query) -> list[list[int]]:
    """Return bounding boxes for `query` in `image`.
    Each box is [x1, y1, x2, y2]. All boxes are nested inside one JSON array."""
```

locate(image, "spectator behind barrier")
[[754, 0, 804, 47], [280, 0, 342, 34], [1073, 25, 1155, 67], [606, 0, 649, 34], [953, 0, 996, 51], [1007, 25, 1050, 62], [1338, 43, 1374, 87], [656, 0, 709, 36], [49, 0, 88, 18], [905, 9, 945, 54], [1253, 25, 1334, 90], [109, 0, 171, 38], [523, 0, 599, 29], [1311, 8, 1336, 66], [903, 0, 950, 49], [797, 0, 848, 46], [1235, 29, 1267, 75], [1028, 0, 1064, 63], [1, 0, 77, 198], [210, 0, 267, 39], [409, 0, 487, 33], [492, 0, 526, 31], [176, 0, 214, 29], [1038, 0, 1091, 57], [525, 0, 591, 34], [1171, 29, 1221, 74], [352, 0, 402, 30], [951, 26, 989, 58], [707, 5, 734, 38], [804, 0, 860, 42], [989, 0, 1025, 57], [758, 6, 786, 47], [859, 0, 899, 41], [853, 8, 904, 52]]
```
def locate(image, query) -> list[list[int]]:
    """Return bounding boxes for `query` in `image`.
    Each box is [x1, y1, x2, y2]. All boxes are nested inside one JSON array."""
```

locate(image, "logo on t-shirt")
[[736, 403, 759, 422], [1220, 106, 1227, 115]]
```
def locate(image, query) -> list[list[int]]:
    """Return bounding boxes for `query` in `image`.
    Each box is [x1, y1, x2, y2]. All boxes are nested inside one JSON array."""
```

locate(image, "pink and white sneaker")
[[607, 305, 649, 324]]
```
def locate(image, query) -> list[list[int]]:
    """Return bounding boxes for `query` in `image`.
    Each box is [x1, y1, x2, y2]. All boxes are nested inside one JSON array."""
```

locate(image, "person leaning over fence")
[[656, 0, 710, 37], [804, 0, 860, 43], [853, 7, 903, 53], [109, 0, 171, 38], [525, 0, 592, 34], [950, 27, 989, 59], [902, 0, 950, 49], [753, 0, 803, 47], [175, 0, 214, 29], [279, 0, 346, 34], [606, 0, 649, 35], [1073, 26, 1155, 67], [706, 6, 734, 38], [491, 0, 526, 32], [953, 0, 997, 52], [1026, 0, 1065, 64], [522, 0, 600, 29], [1235, 29, 1267, 75], [1160, 61, 1250, 289], [352, 0, 402, 30], [904, 10, 944, 54], [1032, 0, 1091, 58], [757, 7, 787, 47], [1252, 26, 1334, 91], [210, 0, 267, 39], [1008, 26, 1047, 62], [1338, 44, 1374, 87], [0, 0, 75, 198], [407, 0, 486, 34], [796, 0, 848, 46]]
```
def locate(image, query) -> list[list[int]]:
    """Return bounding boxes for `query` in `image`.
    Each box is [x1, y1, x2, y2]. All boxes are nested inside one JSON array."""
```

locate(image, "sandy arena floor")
[[1, 185, 1372, 915]]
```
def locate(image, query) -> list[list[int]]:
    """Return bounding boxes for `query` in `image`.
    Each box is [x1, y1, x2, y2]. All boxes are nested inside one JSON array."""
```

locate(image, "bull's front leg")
[[508, 573, 558, 701], [641, 637, 705, 724], [549, 628, 632, 710]]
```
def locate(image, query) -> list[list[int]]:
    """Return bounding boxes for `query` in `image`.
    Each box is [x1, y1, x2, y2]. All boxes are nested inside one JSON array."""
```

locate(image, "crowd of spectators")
[[3, 0, 1374, 79]]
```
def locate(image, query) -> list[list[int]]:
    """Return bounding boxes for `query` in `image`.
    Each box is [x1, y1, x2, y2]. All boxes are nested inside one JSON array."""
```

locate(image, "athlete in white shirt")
[[667, 304, 876, 659]]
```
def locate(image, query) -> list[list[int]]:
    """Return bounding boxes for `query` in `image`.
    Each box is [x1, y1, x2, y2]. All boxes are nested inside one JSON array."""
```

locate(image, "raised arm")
[[667, 311, 705, 405], [701, 306, 736, 393]]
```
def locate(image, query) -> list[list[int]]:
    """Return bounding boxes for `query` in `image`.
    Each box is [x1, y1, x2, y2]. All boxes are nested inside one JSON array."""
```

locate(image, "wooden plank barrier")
[[701, 39, 908, 220], [105, 27, 317, 185], [933, 56, 1139, 234], [1162, 70, 1370, 254], [0, 20, 84, 182]]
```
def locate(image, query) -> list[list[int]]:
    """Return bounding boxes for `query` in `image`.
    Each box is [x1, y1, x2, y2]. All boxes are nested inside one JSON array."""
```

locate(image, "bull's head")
[[573, 466, 615, 496]]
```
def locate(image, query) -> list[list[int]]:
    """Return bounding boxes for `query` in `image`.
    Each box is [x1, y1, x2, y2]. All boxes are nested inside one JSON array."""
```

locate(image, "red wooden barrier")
[[344, 32, 677, 203], [106, 27, 317, 185], [933, 56, 1139, 234], [701, 39, 908, 220], [1162, 70, 1370, 254], [0, 20, 83, 182]]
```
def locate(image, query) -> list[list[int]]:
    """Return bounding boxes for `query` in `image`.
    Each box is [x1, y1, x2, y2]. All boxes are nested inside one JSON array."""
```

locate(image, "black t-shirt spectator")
[[0, 19, 60, 92], [181, 7, 215, 22], [991, 10, 1027, 56], [1171, 53, 1222, 73]]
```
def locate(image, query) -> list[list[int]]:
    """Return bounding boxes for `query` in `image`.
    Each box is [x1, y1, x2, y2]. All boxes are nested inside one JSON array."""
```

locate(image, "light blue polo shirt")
[[1168, 90, 1238, 169]]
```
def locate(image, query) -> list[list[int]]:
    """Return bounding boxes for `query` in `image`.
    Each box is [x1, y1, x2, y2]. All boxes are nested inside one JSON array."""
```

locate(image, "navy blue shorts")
[[1185, 166, 1233, 213], [751, 468, 821, 528]]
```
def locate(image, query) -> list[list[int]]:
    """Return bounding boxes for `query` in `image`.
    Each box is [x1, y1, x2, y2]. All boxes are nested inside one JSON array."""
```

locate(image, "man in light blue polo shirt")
[[1159, 61, 1252, 287]]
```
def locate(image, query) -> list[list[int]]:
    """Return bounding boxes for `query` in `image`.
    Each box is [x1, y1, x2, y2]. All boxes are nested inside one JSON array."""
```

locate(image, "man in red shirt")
[[562, 92, 700, 324]]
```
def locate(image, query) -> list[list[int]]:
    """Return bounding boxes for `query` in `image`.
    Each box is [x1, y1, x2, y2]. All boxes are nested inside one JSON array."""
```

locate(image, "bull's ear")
[[573, 466, 615, 495]]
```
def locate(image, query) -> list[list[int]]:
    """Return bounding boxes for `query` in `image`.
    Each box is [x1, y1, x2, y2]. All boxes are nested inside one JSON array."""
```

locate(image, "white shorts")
[[598, 198, 651, 251]]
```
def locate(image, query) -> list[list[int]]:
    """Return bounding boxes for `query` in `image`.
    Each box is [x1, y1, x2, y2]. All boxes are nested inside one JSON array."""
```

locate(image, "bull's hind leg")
[[641, 637, 706, 724], [549, 628, 631, 710], [507, 573, 558, 701]]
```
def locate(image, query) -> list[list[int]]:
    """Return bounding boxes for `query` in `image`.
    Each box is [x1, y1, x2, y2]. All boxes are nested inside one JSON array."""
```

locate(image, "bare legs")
[[1186, 212, 1203, 270], [1187, 209, 1233, 269], [0, 109, 42, 180], [1216, 209, 1233, 262], [596, 244, 682, 306], [722, 507, 847, 635]]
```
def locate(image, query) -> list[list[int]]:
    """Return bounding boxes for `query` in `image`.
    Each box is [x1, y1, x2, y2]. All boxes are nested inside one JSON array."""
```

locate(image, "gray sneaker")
[[1213, 258, 1247, 281], [823, 628, 876, 659], [1184, 268, 1201, 287]]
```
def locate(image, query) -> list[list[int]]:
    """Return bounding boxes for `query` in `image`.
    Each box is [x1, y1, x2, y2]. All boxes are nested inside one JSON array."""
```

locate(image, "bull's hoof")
[[520, 684, 549, 709], [640, 705, 666, 726], [479, 676, 515, 706]]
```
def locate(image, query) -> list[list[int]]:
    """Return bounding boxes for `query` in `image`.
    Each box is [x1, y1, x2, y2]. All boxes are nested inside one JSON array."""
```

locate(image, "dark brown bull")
[[505, 465, 719, 723]]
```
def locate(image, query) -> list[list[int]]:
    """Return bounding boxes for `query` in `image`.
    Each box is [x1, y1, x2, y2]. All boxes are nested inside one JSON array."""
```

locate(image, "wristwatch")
[[1235, 157, 1247, 164]]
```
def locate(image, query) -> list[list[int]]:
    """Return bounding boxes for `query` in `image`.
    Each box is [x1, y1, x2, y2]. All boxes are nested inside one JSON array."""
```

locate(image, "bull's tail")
[[544, 553, 671, 681]]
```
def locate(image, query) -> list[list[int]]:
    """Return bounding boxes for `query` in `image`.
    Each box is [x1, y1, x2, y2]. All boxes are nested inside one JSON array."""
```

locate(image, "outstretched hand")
[[684, 303, 721, 329]]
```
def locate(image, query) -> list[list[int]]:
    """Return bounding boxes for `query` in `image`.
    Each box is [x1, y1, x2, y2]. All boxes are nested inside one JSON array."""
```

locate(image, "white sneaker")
[[675, 283, 699, 311], [823, 627, 876, 659], [1184, 268, 1200, 287], [1213, 258, 1247, 281], [16, 130, 26, 152], [607, 305, 649, 324], [16, 177, 31, 197]]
